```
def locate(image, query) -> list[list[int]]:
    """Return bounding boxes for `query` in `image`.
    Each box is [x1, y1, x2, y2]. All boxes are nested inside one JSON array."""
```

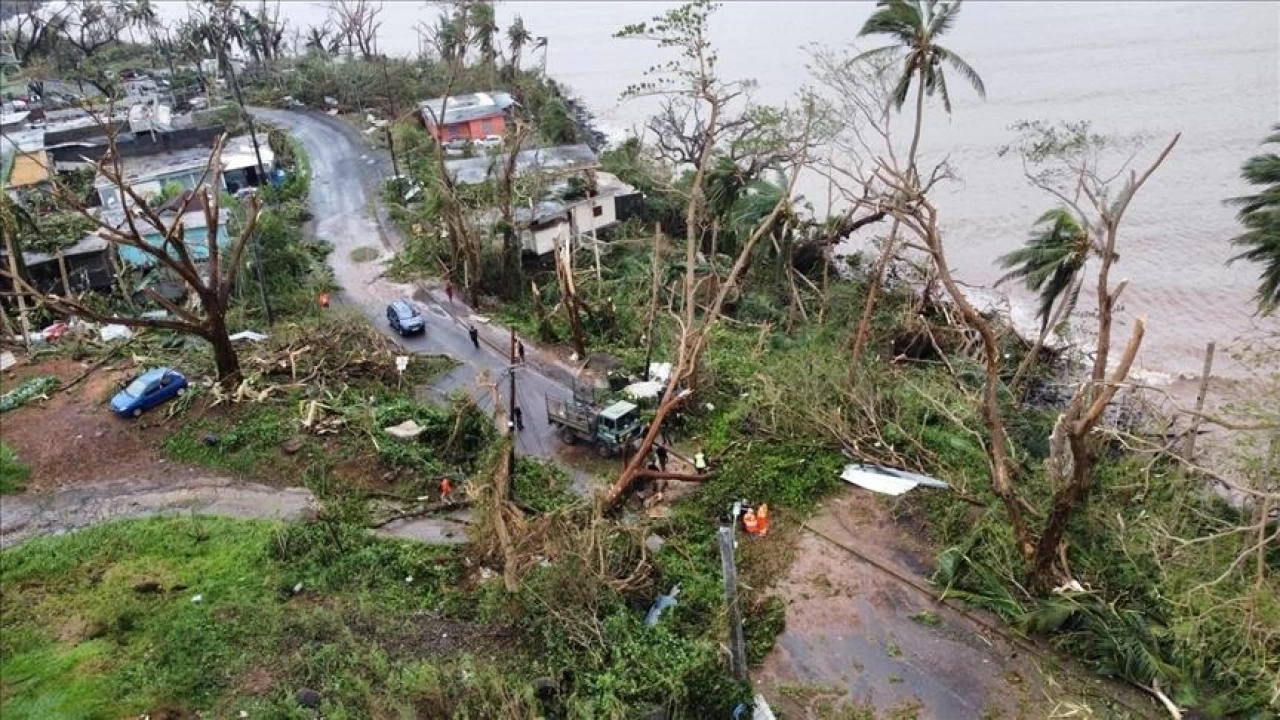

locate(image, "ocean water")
[[153, 1, 1280, 379]]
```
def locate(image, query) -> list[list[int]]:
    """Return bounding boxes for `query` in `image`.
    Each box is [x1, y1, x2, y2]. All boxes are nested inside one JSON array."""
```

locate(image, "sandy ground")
[[754, 488, 1155, 719]]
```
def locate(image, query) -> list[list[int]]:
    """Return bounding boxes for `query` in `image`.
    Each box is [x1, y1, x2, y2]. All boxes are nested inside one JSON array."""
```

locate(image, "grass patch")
[[0, 516, 526, 718], [0, 442, 30, 495]]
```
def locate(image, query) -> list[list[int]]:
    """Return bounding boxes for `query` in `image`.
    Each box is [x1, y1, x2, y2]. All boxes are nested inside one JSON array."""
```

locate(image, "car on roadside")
[[443, 137, 470, 154], [387, 300, 426, 336], [476, 134, 503, 150], [110, 368, 188, 418]]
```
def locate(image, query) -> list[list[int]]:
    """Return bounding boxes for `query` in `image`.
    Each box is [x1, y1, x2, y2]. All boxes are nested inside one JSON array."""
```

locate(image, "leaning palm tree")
[[1226, 124, 1280, 314], [997, 208, 1091, 334], [856, 0, 985, 171], [996, 208, 1091, 389], [849, 0, 985, 364]]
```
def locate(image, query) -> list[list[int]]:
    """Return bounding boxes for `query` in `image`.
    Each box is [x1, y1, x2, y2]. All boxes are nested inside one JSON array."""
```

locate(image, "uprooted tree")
[[1, 134, 262, 387], [603, 0, 819, 509]]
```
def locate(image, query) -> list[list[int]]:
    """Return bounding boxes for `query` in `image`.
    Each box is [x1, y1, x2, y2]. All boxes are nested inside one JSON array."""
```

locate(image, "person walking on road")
[[656, 444, 669, 472], [468, 325, 480, 349], [513, 406, 525, 431], [446, 283, 454, 305], [516, 340, 526, 364]]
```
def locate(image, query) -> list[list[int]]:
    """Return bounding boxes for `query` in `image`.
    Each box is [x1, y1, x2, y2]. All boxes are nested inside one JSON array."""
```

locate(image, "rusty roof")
[[7, 150, 51, 188]]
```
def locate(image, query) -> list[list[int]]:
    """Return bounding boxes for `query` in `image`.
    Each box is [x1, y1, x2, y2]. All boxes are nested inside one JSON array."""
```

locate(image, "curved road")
[[0, 111, 588, 550], [253, 108, 579, 465]]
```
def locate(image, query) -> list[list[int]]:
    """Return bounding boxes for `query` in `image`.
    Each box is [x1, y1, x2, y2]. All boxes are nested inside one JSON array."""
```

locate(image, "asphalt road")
[[251, 108, 576, 465]]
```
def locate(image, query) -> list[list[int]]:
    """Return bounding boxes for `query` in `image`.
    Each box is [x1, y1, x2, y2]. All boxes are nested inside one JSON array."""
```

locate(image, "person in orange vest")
[[440, 476, 453, 502], [755, 503, 770, 537], [319, 291, 331, 309]]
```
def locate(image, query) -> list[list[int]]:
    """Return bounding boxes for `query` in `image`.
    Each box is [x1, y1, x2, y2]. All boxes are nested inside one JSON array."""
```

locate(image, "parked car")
[[476, 134, 503, 150], [387, 300, 426, 336], [443, 137, 470, 152], [110, 368, 188, 418]]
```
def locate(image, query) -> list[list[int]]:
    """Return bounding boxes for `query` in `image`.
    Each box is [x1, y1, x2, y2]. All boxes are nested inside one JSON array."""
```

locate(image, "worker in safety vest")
[[755, 504, 770, 537], [319, 291, 331, 309]]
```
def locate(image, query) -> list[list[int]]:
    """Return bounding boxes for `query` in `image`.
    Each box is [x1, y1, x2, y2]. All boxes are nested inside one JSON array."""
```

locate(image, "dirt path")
[[754, 487, 1155, 718], [0, 475, 316, 549]]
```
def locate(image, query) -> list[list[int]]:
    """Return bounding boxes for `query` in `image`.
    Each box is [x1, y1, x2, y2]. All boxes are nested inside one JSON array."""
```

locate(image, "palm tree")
[[996, 208, 1091, 390], [470, 1, 499, 74], [849, 0, 985, 365], [1227, 125, 1280, 314], [997, 209, 1090, 332], [506, 15, 531, 73], [856, 0, 985, 171]]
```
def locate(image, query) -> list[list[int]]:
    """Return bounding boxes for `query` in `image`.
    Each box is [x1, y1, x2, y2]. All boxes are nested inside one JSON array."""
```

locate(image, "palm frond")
[[1226, 127, 1280, 314], [936, 45, 986, 99], [927, 0, 961, 37], [858, 0, 925, 43]]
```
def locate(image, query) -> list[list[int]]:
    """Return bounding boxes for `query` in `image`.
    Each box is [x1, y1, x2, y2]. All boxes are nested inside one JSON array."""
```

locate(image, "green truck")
[[545, 392, 643, 457]]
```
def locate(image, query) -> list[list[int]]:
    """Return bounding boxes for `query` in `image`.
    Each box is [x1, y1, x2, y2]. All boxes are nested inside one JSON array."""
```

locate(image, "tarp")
[[840, 463, 949, 496], [385, 420, 427, 439], [622, 380, 664, 400]]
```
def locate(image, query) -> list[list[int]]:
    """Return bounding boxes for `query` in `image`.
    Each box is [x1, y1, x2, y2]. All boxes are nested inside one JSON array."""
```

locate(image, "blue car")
[[110, 367, 189, 418]]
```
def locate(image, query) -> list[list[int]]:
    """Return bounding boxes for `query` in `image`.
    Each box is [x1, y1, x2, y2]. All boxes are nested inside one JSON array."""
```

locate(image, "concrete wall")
[[569, 195, 618, 236], [521, 220, 570, 256]]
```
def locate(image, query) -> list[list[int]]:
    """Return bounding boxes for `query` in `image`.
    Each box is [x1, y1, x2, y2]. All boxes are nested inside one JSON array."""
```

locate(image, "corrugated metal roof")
[[419, 92, 515, 127], [444, 144, 599, 186]]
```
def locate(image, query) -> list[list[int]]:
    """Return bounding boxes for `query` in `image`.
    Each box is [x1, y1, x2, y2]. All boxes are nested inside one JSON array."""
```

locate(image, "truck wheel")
[[596, 444, 613, 459], [559, 427, 577, 445]]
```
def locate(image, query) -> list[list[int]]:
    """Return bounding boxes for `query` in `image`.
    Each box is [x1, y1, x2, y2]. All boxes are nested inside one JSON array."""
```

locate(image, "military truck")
[[545, 392, 643, 457]]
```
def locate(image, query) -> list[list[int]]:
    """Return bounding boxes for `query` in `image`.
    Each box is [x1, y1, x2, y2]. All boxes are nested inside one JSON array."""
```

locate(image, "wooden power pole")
[[717, 524, 748, 682]]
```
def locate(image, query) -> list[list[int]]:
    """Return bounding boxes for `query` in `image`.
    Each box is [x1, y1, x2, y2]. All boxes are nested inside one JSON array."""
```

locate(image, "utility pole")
[[507, 328, 519, 500], [380, 57, 401, 181], [221, 47, 275, 326], [717, 524, 748, 682]]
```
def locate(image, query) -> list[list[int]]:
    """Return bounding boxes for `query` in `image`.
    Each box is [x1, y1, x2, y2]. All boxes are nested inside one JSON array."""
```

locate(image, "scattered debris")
[[385, 419, 427, 439], [622, 380, 664, 400], [0, 376, 59, 413], [229, 330, 270, 343], [0, 351, 15, 372], [1053, 579, 1087, 595], [191, 594, 203, 603], [139, 310, 170, 321], [648, 362, 672, 384], [292, 581, 303, 594], [99, 324, 134, 342], [644, 534, 666, 554], [133, 581, 162, 594], [645, 584, 681, 627], [839, 463, 950, 496], [42, 322, 70, 342], [323, 96, 338, 108], [203, 433, 220, 447]]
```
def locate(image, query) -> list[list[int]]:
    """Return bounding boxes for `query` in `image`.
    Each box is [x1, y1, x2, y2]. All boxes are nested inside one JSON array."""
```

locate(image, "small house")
[[0, 234, 114, 296], [114, 208, 232, 269], [419, 92, 516, 143], [94, 135, 274, 211], [444, 146, 642, 256]]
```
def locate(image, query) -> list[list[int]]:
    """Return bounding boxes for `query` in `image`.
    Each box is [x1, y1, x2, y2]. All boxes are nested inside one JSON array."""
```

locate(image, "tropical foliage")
[[1227, 124, 1280, 314], [996, 208, 1090, 332]]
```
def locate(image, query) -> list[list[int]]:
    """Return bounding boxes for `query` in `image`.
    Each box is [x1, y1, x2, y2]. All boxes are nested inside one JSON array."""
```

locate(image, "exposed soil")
[[754, 487, 1156, 719], [1, 355, 181, 489]]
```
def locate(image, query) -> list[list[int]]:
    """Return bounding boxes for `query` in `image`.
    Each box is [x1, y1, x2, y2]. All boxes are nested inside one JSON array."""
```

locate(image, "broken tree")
[[2, 134, 262, 387]]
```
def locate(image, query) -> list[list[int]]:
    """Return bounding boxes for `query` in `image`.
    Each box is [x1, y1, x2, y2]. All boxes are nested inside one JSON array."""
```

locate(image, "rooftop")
[[444, 144, 599, 186], [2, 234, 109, 267], [92, 135, 274, 189], [7, 149, 51, 188], [419, 92, 516, 127]]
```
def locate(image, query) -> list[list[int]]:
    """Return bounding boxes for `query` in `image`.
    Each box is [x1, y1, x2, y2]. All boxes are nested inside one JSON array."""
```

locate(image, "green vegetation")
[[1227, 124, 1280, 313], [0, 516, 511, 718], [0, 442, 31, 495]]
